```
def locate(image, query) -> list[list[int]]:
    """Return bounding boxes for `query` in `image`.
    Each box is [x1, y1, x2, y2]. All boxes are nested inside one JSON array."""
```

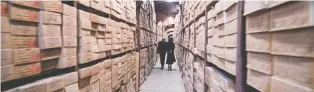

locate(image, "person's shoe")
[[161, 66, 164, 70], [169, 66, 172, 71]]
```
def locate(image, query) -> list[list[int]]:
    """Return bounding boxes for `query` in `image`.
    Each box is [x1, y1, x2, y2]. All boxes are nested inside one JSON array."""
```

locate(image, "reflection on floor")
[[140, 59, 185, 92]]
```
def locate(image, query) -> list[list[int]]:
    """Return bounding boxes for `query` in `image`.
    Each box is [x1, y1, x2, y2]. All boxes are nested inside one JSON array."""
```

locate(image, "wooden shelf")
[[140, 27, 162, 36], [1, 66, 76, 91], [204, 59, 236, 79], [76, 2, 110, 18], [138, 44, 156, 51]]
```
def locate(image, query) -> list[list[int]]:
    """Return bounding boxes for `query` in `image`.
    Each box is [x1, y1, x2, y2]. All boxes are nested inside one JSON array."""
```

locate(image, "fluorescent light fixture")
[[166, 0, 173, 2]]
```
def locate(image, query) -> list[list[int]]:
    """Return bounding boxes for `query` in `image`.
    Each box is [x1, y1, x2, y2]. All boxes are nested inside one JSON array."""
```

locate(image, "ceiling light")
[[166, 0, 173, 2]]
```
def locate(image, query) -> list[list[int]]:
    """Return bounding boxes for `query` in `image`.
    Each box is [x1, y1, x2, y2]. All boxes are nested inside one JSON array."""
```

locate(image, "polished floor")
[[140, 58, 185, 92]]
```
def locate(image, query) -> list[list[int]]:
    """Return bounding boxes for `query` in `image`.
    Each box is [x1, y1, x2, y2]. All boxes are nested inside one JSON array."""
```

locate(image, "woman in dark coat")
[[166, 37, 176, 70]]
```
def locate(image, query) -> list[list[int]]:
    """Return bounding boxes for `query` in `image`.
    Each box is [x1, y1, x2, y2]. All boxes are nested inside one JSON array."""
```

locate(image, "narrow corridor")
[[140, 60, 185, 92]]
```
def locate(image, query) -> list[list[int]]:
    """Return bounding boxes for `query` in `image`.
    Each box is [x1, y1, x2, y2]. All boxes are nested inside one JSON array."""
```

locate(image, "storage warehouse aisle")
[[1, 1, 314, 92], [140, 59, 185, 92]]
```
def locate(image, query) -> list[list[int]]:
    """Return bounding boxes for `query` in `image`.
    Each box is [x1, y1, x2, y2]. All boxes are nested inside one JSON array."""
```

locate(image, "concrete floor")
[[140, 58, 185, 92]]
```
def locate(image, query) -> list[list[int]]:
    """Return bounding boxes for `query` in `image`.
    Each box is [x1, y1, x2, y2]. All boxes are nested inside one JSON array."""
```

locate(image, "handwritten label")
[[43, 1, 63, 13], [43, 11, 61, 24], [62, 26, 77, 37], [11, 1, 41, 9], [10, 5, 39, 22], [63, 15, 77, 27], [41, 25, 61, 36], [11, 21, 37, 35]]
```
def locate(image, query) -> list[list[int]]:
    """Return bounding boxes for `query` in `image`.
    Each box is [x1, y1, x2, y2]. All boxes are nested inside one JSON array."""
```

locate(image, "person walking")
[[157, 38, 167, 69], [166, 37, 176, 71]]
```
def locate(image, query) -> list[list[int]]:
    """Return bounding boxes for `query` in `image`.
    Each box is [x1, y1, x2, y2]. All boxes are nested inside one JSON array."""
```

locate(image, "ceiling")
[[154, 1, 179, 23]]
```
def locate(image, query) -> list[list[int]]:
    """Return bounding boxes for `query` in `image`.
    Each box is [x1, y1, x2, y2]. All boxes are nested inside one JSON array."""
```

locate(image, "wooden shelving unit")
[[174, 1, 253, 92]]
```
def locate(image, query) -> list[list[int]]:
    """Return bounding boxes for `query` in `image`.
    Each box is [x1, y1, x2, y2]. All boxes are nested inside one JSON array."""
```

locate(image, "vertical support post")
[[156, 22, 159, 67], [74, 0, 79, 74], [235, 1, 246, 92], [108, 1, 115, 91], [135, 2, 142, 91], [136, 4, 142, 50], [192, 8, 196, 92], [203, 4, 209, 92], [193, 11, 196, 52], [109, 0, 112, 56], [180, 4, 184, 29]]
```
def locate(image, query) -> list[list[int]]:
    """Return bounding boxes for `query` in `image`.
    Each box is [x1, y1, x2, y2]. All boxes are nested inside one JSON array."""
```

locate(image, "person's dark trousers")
[[159, 52, 166, 69]]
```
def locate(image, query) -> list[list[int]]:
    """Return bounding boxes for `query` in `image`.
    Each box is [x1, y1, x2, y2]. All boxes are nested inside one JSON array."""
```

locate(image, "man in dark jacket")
[[157, 38, 167, 69]]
